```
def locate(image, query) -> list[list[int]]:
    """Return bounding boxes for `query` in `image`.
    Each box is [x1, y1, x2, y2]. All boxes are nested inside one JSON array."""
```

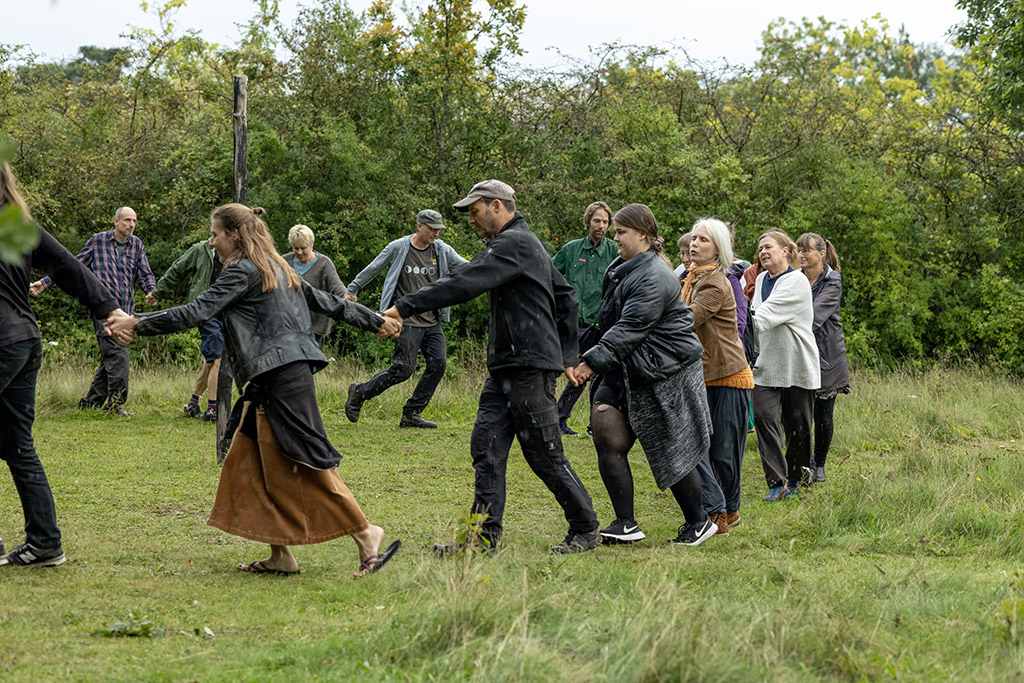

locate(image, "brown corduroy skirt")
[[208, 405, 369, 545]]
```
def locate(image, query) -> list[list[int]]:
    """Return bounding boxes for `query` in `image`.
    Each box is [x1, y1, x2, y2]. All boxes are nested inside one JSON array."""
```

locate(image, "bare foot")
[[352, 524, 385, 561]]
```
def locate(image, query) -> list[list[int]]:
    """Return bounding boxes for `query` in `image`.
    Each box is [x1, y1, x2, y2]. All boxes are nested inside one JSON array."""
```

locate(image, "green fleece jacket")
[[152, 241, 215, 303]]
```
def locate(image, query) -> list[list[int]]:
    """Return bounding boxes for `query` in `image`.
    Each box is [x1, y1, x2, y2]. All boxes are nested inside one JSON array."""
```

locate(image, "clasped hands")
[[103, 309, 138, 345], [565, 361, 593, 387]]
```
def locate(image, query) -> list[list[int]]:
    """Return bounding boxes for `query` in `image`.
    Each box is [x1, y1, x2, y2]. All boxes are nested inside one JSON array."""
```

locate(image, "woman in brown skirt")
[[109, 204, 402, 577]]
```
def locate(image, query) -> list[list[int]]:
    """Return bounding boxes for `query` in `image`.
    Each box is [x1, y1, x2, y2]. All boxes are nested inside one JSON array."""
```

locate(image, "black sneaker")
[[345, 383, 363, 423], [0, 538, 4, 556], [669, 518, 717, 546], [203, 407, 217, 422], [183, 403, 201, 418], [78, 398, 100, 411], [599, 518, 646, 544], [551, 529, 602, 554], [559, 420, 578, 436], [0, 542, 67, 567], [400, 413, 437, 429], [431, 535, 496, 557]]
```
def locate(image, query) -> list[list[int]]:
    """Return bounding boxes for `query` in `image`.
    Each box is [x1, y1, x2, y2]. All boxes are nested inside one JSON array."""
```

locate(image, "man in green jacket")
[[551, 201, 617, 436], [147, 239, 223, 421]]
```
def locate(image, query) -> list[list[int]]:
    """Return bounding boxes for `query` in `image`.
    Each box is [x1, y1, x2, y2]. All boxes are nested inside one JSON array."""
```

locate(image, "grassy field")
[[2, 359, 1024, 681]]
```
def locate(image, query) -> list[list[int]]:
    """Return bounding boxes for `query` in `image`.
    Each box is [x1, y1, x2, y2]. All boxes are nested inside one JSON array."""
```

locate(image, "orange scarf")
[[681, 263, 718, 304]]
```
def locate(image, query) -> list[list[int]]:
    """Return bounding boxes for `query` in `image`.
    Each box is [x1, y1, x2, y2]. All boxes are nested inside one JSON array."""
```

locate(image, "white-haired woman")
[[683, 218, 754, 532], [283, 224, 346, 344], [751, 229, 820, 501]]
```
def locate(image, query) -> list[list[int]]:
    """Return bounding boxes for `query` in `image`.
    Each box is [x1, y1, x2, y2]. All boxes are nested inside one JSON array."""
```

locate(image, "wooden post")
[[216, 74, 248, 463]]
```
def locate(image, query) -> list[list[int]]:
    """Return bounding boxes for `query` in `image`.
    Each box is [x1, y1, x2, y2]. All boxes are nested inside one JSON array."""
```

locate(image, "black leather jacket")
[[136, 259, 383, 386], [583, 250, 703, 385], [395, 213, 578, 372]]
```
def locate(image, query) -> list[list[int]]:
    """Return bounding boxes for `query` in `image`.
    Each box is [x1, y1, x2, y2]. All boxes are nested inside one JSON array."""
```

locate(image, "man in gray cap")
[[383, 179, 602, 554], [344, 209, 468, 428]]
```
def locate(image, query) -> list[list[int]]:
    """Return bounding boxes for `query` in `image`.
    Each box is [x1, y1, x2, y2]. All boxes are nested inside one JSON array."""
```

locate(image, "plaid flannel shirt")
[[42, 229, 156, 315]]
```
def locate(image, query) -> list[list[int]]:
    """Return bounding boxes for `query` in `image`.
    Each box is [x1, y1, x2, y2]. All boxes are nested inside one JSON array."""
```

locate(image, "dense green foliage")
[[3, 362, 1024, 679], [3, 1, 1024, 368]]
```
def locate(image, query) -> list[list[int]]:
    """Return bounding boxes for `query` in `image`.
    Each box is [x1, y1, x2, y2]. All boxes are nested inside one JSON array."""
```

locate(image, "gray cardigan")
[[346, 235, 467, 322], [283, 252, 346, 338]]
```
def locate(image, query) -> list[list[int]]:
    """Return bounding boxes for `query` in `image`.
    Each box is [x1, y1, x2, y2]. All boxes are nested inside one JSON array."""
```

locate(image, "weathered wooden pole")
[[216, 74, 248, 463]]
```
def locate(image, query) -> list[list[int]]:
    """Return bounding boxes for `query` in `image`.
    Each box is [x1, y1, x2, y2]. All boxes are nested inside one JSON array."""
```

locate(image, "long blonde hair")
[[0, 162, 32, 221], [210, 204, 301, 292]]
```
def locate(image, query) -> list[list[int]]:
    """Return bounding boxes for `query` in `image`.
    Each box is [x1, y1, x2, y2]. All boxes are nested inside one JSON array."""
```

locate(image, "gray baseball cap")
[[417, 209, 446, 229], [452, 179, 516, 211]]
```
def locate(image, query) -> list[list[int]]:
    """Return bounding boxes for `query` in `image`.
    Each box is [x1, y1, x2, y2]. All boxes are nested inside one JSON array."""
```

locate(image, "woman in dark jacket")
[[109, 204, 402, 577], [574, 203, 716, 547], [797, 232, 850, 483]]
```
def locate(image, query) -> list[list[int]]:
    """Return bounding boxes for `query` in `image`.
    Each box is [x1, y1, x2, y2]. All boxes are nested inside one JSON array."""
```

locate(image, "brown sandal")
[[353, 540, 401, 578], [237, 559, 299, 576]]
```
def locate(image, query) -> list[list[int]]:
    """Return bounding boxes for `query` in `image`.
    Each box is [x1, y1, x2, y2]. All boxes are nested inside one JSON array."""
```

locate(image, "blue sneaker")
[[763, 485, 785, 502], [781, 482, 801, 499]]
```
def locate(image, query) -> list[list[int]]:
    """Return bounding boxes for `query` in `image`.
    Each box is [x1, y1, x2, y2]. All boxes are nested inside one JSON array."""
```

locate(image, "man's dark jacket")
[[395, 212, 578, 373], [583, 250, 703, 385], [2, 227, 117, 345], [136, 259, 382, 386]]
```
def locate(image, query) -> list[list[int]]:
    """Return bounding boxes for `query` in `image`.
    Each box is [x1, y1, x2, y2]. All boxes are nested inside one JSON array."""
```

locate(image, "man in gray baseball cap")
[[343, 208, 468, 428], [382, 179, 602, 555]]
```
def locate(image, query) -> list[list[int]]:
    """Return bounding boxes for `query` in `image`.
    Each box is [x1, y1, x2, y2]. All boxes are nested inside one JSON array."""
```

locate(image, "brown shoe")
[[711, 512, 729, 535], [726, 511, 740, 527]]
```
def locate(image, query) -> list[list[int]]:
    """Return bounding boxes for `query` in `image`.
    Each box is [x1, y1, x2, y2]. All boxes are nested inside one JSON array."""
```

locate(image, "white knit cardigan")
[[751, 269, 821, 390]]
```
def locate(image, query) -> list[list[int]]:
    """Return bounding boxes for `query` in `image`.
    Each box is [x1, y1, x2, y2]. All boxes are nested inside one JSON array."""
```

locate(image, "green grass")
[[3, 361, 1024, 681]]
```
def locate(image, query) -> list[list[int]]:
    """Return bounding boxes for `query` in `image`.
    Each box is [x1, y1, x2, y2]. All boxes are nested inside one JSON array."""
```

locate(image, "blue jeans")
[[0, 338, 61, 548], [355, 323, 447, 416]]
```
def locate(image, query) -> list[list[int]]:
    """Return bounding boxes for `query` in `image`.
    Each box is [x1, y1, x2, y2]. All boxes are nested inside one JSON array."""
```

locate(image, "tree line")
[[3, 0, 1024, 370]]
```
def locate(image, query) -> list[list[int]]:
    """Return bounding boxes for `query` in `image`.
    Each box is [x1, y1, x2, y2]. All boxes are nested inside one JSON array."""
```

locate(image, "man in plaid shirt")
[[31, 207, 156, 417]]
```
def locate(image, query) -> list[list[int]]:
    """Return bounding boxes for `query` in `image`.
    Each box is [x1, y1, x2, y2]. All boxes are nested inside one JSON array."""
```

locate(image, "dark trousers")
[[0, 338, 61, 548], [356, 323, 446, 415], [556, 323, 601, 423], [813, 395, 837, 467], [753, 385, 814, 487], [83, 318, 129, 408], [470, 368, 598, 543], [705, 386, 751, 513]]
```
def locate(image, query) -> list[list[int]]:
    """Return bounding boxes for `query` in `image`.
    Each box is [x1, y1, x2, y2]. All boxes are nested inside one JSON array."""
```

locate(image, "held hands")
[[29, 280, 45, 296], [567, 361, 594, 387], [104, 309, 138, 346], [145, 292, 158, 307], [378, 306, 403, 339], [343, 292, 358, 302]]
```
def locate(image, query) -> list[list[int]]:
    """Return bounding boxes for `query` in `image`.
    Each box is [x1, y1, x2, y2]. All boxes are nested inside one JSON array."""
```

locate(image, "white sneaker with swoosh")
[[599, 519, 646, 543]]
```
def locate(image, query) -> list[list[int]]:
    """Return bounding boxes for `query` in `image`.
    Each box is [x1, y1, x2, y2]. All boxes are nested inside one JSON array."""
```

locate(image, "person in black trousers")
[[0, 162, 129, 568], [384, 179, 601, 555]]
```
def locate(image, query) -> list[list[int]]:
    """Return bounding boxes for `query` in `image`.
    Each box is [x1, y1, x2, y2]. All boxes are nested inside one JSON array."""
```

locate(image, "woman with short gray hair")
[[283, 225, 346, 344]]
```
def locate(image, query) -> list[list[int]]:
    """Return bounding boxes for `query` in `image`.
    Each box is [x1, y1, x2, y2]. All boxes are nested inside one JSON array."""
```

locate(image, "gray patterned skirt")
[[627, 360, 712, 490]]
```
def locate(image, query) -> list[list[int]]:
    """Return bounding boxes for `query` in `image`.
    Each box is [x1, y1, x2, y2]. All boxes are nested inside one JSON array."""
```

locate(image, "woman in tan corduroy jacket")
[[682, 218, 755, 533]]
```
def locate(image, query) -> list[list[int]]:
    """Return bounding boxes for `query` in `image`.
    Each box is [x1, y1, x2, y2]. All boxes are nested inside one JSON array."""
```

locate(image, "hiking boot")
[[344, 383, 363, 423], [0, 542, 67, 568], [599, 519, 645, 544], [669, 518, 717, 546], [183, 403, 201, 418], [559, 420, 578, 436], [400, 412, 437, 429], [726, 511, 741, 527], [107, 405, 132, 418], [551, 529, 602, 554], [763, 485, 785, 502], [710, 512, 729, 535], [812, 466, 826, 483], [781, 482, 801, 499], [203, 407, 217, 422]]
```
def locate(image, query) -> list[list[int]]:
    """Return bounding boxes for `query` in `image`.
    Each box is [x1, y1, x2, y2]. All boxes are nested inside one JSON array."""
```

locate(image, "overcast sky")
[[3, 0, 967, 68]]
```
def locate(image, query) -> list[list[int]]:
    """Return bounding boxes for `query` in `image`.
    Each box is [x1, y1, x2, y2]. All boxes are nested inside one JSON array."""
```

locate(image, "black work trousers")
[[470, 368, 598, 544]]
